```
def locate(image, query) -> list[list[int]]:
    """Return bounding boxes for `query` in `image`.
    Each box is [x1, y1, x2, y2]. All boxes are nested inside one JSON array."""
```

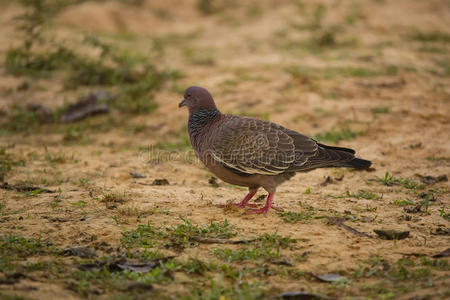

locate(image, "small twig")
[[328, 217, 373, 238], [0, 182, 53, 193], [395, 252, 426, 257]]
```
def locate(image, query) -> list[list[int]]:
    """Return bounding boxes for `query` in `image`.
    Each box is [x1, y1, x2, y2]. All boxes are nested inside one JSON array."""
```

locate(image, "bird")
[[178, 86, 372, 215]]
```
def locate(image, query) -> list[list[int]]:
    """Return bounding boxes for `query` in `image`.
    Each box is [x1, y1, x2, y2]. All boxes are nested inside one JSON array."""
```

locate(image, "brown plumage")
[[179, 86, 371, 215]]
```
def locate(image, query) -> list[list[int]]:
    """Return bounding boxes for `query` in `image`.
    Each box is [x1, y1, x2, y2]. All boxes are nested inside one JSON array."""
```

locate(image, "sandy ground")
[[0, 0, 449, 299]]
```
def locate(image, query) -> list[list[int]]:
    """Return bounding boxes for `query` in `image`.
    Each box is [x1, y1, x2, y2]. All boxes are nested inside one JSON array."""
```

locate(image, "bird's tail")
[[318, 143, 372, 169], [337, 157, 372, 169]]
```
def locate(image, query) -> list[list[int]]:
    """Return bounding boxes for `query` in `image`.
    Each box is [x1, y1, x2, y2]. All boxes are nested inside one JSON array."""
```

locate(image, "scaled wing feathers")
[[209, 116, 318, 175]]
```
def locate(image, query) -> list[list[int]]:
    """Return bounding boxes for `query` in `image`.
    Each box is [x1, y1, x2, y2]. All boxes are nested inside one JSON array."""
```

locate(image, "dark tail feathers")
[[318, 143, 355, 154], [319, 143, 371, 169], [339, 158, 372, 169]]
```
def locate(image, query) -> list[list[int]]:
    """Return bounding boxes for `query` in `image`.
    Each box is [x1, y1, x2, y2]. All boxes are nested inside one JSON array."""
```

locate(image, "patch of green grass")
[[183, 47, 215, 65], [22, 260, 58, 273], [351, 257, 436, 298], [0, 292, 36, 300], [435, 59, 450, 76], [246, 3, 263, 18], [0, 147, 26, 180], [196, 0, 216, 14], [212, 245, 273, 262], [421, 257, 450, 271], [426, 156, 450, 162], [6, 33, 177, 102], [354, 256, 435, 284], [376, 172, 424, 190], [63, 48, 126, 87], [410, 31, 450, 43], [291, 3, 325, 32], [24, 188, 48, 197], [417, 46, 447, 54], [121, 222, 166, 249], [71, 200, 87, 207], [421, 191, 434, 214], [286, 3, 358, 51], [362, 204, 378, 212], [394, 198, 415, 206], [44, 146, 76, 164], [101, 192, 128, 204], [150, 31, 201, 58], [112, 73, 170, 114], [5, 45, 77, 77], [183, 279, 265, 300], [277, 210, 313, 223], [180, 257, 217, 275], [360, 282, 402, 299], [347, 190, 380, 200], [222, 69, 268, 87], [65, 37, 180, 113], [322, 65, 398, 79], [345, 4, 363, 25], [4, 0, 75, 77], [213, 233, 295, 263], [371, 106, 390, 114], [286, 65, 398, 81], [314, 127, 359, 143], [439, 207, 450, 221], [376, 172, 401, 186], [132, 249, 166, 261], [220, 264, 247, 282], [400, 179, 424, 190], [78, 178, 91, 187], [166, 218, 237, 242], [121, 219, 236, 250], [329, 190, 380, 202], [3, 104, 50, 133], [284, 66, 315, 87], [152, 7, 172, 20], [72, 263, 173, 297], [62, 126, 92, 144], [258, 232, 297, 249], [6, 2, 181, 122], [0, 234, 51, 259]]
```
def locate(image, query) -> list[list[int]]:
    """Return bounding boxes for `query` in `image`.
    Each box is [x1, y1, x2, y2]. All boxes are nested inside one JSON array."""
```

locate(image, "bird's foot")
[[246, 192, 281, 215], [234, 202, 259, 208], [217, 190, 258, 209], [246, 206, 271, 215]]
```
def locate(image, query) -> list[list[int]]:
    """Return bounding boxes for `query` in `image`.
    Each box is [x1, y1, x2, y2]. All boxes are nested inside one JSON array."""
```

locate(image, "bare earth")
[[0, 0, 449, 299]]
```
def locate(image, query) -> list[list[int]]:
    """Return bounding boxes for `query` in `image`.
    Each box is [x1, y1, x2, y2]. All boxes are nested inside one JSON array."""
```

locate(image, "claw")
[[245, 192, 279, 215], [246, 206, 271, 215], [218, 190, 258, 209], [218, 191, 281, 215]]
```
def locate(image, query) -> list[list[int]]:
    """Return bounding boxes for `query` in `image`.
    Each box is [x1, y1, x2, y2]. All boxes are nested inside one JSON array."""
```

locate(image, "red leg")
[[217, 189, 258, 208], [247, 192, 277, 215]]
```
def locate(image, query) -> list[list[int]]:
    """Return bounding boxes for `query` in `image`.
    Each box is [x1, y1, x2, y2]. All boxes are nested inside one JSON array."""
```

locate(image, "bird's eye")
[[186, 94, 191, 98]]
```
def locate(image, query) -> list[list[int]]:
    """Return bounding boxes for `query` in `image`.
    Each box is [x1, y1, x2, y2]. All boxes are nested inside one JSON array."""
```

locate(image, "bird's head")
[[179, 86, 217, 113]]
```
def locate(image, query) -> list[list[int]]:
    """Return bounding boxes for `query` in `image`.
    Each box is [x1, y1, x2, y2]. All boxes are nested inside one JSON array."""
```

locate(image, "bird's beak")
[[178, 99, 186, 108]]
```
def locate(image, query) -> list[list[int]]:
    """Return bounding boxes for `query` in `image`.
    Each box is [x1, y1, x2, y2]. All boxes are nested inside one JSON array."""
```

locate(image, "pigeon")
[[179, 86, 372, 215]]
